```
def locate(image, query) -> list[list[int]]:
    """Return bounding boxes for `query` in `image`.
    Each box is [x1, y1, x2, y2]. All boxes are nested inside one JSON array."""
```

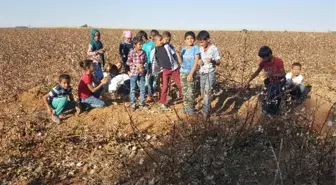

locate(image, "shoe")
[[160, 104, 171, 111], [51, 115, 61, 124], [146, 96, 154, 103], [75, 106, 81, 116], [130, 103, 136, 110]]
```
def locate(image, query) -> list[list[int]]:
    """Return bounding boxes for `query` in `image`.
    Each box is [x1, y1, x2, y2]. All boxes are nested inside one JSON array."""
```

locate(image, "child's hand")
[[197, 59, 203, 66], [47, 107, 53, 116], [97, 49, 105, 54], [206, 58, 212, 63], [101, 77, 108, 85], [264, 71, 273, 78], [187, 74, 193, 82]]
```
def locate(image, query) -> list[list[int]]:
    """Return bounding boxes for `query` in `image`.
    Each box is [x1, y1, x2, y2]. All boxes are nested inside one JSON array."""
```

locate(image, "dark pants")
[[263, 78, 286, 115]]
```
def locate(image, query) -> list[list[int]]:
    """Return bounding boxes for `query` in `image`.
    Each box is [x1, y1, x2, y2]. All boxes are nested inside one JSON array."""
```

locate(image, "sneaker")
[[146, 96, 154, 103], [130, 103, 136, 110], [75, 106, 81, 116], [160, 104, 171, 111], [51, 115, 61, 124]]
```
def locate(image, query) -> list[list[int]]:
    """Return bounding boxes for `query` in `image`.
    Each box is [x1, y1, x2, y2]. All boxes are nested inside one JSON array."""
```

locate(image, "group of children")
[[44, 29, 309, 123], [245, 46, 308, 115]]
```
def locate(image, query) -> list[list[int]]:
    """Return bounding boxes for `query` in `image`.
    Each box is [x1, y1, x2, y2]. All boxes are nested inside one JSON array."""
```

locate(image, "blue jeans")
[[130, 75, 146, 105], [81, 95, 105, 108], [145, 74, 159, 97], [200, 71, 216, 114]]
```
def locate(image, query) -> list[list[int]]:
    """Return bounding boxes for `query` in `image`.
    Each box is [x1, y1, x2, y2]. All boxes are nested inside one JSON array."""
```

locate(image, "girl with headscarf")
[[87, 29, 105, 81], [119, 31, 133, 72]]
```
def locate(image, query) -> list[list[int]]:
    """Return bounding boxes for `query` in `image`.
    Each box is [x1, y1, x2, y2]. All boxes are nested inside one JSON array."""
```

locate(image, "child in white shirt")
[[103, 63, 130, 98], [286, 62, 306, 101]]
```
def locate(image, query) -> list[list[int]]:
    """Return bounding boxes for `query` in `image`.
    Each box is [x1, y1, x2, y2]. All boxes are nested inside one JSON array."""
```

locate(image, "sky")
[[0, 0, 335, 31]]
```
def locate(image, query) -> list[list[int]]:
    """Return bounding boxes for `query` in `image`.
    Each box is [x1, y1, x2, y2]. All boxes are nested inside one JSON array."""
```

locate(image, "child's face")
[[125, 37, 132, 42], [154, 37, 163, 47], [134, 42, 143, 51], [198, 39, 210, 48], [94, 32, 100, 41], [261, 55, 273, 63], [292, 66, 301, 76], [116, 62, 122, 70], [88, 64, 94, 73], [185, 35, 195, 46], [106, 65, 111, 72], [162, 36, 170, 44], [60, 79, 70, 90]]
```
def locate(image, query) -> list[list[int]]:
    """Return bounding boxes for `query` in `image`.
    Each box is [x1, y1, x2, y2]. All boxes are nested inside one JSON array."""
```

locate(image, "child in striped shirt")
[[43, 74, 79, 123]]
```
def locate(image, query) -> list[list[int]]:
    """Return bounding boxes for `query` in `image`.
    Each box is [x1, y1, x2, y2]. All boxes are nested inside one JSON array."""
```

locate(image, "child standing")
[[87, 29, 105, 81], [119, 31, 133, 72], [43, 74, 78, 123], [151, 34, 183, 111], [196, 30, 221, 119], [78, 60, 108, 109], [179, 31, 200, 115], [127, 37, 147, 110], [149, 30, 160, 97], [162, 31, 175, 52], [245, 46, 286, 115], [285, 62, 306, 102], [137, 30, 155, 102]]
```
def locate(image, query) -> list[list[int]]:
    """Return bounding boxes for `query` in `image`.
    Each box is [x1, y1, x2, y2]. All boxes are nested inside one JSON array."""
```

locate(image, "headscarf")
[[123, 31, 132, 39], [90, 29, 103, 52]]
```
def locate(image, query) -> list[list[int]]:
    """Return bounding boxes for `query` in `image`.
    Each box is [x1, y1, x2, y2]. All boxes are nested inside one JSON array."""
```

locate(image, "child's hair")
[[197, 30, 210, 40], [292, 62, 302, 69], [133, 36, 143, 45], [104, 63, 113, 73], [162, 31, 171, 38], [111, 64, 119, 76], [258, 46, 272, 58], [79, 59, 93, 70], [154, 34, 162, 39], [59, 74, 71, 82], [136, 30, 148, 41], [184, 31, 196, 39], [150, 29, 159, 37]]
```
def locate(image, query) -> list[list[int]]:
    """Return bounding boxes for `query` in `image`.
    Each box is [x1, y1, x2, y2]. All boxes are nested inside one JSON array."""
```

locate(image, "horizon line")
[[1, 26, 335, 33]]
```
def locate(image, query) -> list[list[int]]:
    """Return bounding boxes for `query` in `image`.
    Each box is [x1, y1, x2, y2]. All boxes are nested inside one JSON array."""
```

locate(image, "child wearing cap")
[[119, 31, 134, 72]]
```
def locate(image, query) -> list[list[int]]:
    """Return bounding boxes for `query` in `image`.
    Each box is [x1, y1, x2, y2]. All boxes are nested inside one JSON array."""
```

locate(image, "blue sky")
[[0, 0, 335, 31]]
